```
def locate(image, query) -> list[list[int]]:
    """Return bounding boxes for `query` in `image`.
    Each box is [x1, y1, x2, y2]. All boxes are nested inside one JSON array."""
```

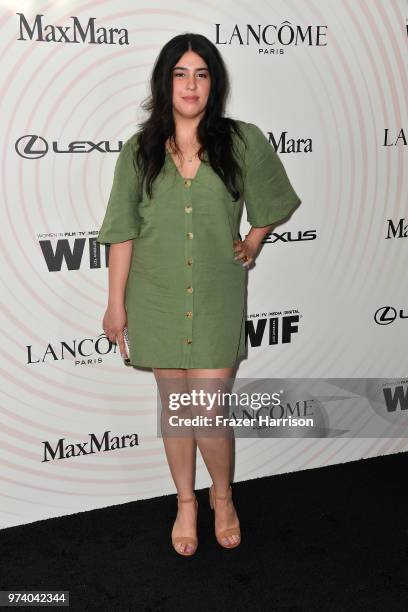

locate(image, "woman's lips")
[[183, 96, 199, 102]]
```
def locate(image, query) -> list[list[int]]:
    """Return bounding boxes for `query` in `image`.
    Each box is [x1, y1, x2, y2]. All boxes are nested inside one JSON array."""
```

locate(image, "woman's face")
[[171, 50, 211, 121]]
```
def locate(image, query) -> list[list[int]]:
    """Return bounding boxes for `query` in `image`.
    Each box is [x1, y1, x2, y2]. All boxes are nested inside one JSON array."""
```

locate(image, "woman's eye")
[[174, 72, 208, 78]]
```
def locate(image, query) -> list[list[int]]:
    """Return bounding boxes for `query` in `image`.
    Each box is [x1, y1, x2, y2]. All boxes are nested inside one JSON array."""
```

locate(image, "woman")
[[97, 33, 301, 556]]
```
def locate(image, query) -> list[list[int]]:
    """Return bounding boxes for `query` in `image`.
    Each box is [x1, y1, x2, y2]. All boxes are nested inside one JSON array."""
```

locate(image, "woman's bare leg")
[[153, 367, 197, 554], [187, 367, 240, 546]]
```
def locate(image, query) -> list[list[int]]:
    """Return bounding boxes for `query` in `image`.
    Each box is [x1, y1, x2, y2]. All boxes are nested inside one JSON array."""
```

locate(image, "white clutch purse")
[[122, 327, 131, 366]]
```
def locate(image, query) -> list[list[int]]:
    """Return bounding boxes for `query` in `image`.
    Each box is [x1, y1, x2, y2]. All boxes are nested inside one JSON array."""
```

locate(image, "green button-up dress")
[[96, 120, 301, 368]]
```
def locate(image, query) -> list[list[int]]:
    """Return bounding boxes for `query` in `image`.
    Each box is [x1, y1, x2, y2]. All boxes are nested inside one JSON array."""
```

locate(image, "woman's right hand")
[[102, 303, 128, 359]]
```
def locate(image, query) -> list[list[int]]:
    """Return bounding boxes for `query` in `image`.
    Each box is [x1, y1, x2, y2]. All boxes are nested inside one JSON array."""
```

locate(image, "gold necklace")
[[185, 153, 197, 163], [167, 141, 199, 163]]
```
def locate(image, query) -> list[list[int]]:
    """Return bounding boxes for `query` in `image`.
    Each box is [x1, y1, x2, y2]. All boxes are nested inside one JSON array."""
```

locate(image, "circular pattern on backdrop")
[[1, 2, 406, 527]]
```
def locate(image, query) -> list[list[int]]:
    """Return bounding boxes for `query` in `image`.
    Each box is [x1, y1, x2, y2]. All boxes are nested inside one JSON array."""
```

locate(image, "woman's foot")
[[209, 485, 241, 548], [171, 494, 198, 556]]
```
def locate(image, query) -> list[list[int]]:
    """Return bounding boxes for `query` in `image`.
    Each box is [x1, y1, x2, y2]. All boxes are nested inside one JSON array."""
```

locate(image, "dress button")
[[186, 311, 193, 318], [184, 179, 191, 188], [185, 205, 192, 213], [187, 258, 193, 266], [186, 232, 194, 239], [186, 338, 192, 344], [186, 286, 193, 293]]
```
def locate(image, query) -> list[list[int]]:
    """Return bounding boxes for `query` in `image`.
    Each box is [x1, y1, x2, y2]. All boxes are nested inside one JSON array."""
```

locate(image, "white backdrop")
[[1, 0, 407, 529]]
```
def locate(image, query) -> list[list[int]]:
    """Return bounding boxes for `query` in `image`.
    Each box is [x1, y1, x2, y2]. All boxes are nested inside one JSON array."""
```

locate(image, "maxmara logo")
[[269, 130, 312, 153], [215, 21, 327, 51], [42, 431, 139, 462], [385, 218, 408, 239], [17, 13, 129, 45]]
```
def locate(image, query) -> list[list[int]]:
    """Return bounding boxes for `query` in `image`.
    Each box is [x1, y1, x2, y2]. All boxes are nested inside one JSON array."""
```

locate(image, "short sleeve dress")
[[96, 120, 302, 368]]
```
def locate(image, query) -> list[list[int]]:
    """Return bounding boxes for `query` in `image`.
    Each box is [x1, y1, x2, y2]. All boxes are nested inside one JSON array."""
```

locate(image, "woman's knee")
[[153, 367, 187, 379]]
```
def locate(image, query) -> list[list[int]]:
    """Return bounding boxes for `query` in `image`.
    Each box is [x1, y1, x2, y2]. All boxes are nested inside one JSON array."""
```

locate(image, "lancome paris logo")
[[215, 21, 327, 53], [17, 13, 129, 45], [42, 430, 139, 462], [16, 135, 122, 159], [246, 309, 301, 347], [383, 128, 407, 147], [27, 334, 119, 366], [38, 231, 108, 271]]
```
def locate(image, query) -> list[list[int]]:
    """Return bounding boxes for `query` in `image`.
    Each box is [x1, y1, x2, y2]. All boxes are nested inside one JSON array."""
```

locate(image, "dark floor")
[[1, 451, 408, 611]]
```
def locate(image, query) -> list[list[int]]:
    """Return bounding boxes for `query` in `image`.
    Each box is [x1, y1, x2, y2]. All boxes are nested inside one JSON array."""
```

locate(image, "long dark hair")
[[134, 33, 246, 202]]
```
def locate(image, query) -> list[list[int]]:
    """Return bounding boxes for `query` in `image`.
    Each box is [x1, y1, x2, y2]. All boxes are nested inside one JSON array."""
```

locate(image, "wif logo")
[[383, 385, 408, 414], [366, 379, 408, 424], [38, 233, 109, 271], [246, 310, 301, 347]]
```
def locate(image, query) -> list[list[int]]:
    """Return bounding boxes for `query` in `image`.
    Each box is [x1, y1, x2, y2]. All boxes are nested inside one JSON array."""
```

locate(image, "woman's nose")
[[186, 75, 197, 89]]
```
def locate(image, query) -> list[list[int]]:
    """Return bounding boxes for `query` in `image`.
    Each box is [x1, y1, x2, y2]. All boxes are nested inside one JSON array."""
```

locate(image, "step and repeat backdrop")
[[1, 1, 407, 528]]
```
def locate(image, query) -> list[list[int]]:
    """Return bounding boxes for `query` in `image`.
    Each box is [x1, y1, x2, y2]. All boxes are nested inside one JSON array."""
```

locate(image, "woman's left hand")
[[233, 237, 258, 267]]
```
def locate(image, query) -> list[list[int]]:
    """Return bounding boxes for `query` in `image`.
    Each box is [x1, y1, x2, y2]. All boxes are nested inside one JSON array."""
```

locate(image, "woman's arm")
[[234, 224, 274, 267], [245, 225, 273, 250], [103, 240, 133, 358], [107, 241, 133, 307]]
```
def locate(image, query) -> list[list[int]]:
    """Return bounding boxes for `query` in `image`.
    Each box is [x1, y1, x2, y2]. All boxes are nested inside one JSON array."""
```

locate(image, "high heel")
[[171, 494, 198, 556], [209, 484, 241, 549]]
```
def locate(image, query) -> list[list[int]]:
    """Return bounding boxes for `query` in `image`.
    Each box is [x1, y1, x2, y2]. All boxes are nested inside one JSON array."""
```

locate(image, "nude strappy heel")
[[209, 484, 241, 549], [171, 494, 198, 556]]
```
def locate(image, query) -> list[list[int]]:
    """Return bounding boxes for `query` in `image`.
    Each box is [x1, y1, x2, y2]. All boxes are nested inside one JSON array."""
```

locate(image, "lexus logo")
[[15, 135, 121, 158], [16, 135, 48, 159], [374, 306, 408, 325]]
